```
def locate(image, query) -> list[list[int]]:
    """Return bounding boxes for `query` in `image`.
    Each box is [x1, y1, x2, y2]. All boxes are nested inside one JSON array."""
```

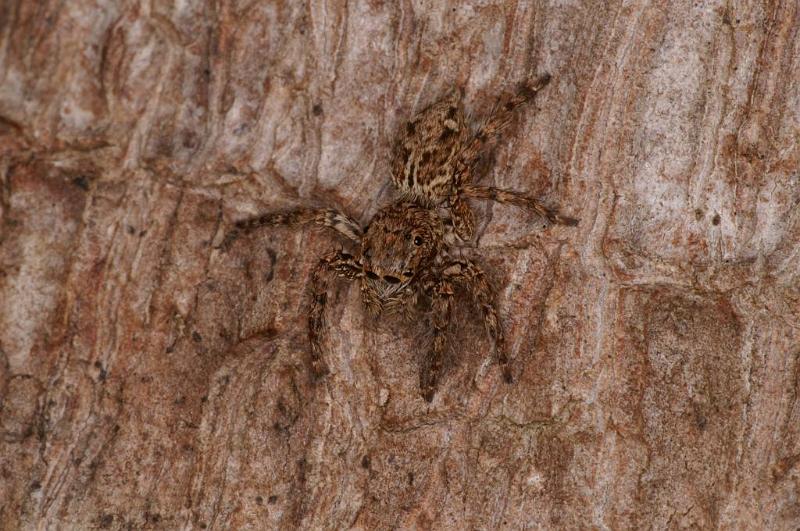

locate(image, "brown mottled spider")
[[222, 73, 577, 402]]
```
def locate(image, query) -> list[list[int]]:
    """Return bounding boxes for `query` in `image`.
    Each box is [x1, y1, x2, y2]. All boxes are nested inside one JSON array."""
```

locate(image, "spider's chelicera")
[[222, 74, 577, 402]]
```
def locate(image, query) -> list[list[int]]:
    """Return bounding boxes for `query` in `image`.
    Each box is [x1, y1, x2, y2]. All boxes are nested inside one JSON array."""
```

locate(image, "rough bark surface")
[[1, 1, 799, 529]]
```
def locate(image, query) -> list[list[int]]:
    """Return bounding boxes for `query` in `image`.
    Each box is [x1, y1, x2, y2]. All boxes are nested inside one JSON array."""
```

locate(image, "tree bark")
[[1, 1, 799, 529]]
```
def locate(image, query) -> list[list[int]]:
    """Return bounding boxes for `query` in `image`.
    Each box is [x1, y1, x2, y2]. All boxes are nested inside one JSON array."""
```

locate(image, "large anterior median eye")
[[366, 271, 379, 280], [413, 236, 423, 246]]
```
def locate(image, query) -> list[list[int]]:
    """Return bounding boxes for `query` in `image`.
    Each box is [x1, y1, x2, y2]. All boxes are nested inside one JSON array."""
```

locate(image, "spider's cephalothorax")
[[358, 202, 444, 315], [222, 73, 578, 402]]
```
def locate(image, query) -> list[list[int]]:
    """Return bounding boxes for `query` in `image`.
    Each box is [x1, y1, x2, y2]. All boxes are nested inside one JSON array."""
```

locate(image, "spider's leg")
[[461, 184, 578, 226], [221, 207, 362, 250], [420, 279, 454, 402], [441, 259, 510, 383], [458, 73, 551, 169], [448, 74, 561, 238], [450, 195, 475, 241], [309, 250, 362, 378]]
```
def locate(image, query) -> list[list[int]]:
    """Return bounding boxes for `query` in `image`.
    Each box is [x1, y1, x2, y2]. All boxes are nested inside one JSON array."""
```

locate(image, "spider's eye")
[[366, 271, 379, 280], [403, 270, 414, 278], [413, 236, 423, 246]]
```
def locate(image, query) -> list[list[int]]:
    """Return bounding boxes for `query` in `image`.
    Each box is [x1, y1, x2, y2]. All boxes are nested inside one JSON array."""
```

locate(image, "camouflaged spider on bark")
[[221, 73, 578, 402]]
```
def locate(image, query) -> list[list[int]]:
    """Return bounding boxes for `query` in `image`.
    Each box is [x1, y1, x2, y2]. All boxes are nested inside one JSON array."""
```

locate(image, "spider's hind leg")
[[459, 73, 552, 169], [449, 74, 560, 239], [461, 184, 579, 226]]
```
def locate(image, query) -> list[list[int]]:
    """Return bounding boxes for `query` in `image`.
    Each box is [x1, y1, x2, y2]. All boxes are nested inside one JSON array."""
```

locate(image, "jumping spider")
[[222, 73, 577, 402]]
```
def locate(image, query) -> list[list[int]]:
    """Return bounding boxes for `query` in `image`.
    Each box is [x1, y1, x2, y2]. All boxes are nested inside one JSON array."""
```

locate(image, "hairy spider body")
[[392, 73, 578, 239], [223, 74, 577, 402]]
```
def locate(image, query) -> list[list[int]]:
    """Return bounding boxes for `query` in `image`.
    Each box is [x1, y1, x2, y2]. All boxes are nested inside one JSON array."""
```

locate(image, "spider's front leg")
[[221, 207, 362, 250], [420, 279, 455, 402], [308, 250, 362, 378], [441, 259, 510, 383]]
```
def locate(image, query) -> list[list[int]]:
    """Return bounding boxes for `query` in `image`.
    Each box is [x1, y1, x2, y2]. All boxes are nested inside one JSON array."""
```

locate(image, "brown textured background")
[[1, 0, 799, 529]]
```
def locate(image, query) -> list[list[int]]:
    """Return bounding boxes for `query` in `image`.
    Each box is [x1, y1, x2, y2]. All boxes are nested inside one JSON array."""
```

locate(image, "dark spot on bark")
[[268, 495, 278, 504], [73, 176, 90, 190], [192, 331, 202, 342], [98, 513, 113, 528], [312, 103, 323, 116], [712, 213, 721, 225], [183, 131, 198, 149], [265, 247, 277, 282], [361, 455, 370, 469]]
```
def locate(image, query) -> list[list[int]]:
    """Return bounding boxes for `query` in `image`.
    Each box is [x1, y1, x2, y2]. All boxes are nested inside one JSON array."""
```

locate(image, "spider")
[[221, 73, 578, 402]]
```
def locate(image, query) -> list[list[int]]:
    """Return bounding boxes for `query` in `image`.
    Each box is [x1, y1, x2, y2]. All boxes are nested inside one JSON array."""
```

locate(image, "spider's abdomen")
[[391, 95, 470, 205]]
